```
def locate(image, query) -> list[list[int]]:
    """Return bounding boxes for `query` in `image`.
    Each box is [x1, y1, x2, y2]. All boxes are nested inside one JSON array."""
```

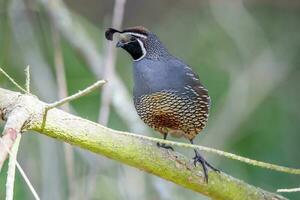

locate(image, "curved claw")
[[204, 160, 220, 173], [193, 153, 220, 183]]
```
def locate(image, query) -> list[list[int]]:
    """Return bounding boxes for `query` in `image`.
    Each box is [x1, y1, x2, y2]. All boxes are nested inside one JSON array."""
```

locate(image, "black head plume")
[[105, 28, 121, 41]]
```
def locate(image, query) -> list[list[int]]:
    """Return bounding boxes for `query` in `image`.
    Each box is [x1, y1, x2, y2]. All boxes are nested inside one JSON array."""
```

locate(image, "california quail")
[[105, 26, 219, 182]]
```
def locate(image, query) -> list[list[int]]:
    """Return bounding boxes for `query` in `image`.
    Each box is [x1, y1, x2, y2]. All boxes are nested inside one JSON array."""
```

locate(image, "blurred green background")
[[0, 0, 300, 199]]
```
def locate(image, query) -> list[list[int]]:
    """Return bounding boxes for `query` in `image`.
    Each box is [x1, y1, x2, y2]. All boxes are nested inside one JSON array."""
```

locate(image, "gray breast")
[[133, 57, 190, 98]]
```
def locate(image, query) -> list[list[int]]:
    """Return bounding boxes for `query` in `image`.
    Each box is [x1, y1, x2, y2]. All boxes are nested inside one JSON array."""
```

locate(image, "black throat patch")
[[122, 40, 144, 61]]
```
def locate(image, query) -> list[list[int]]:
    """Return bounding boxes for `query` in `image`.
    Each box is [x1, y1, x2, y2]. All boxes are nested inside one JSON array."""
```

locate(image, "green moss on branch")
[[0, 88, 287, 200]]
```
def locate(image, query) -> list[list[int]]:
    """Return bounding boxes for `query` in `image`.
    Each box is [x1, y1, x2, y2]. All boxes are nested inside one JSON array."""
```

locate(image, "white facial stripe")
[[134, 38, 146, 61], [123, 32, 147, 39]]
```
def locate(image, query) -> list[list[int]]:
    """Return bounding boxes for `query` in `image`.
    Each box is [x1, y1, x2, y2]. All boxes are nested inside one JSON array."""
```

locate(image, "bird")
[[105, 26, 219, 182]]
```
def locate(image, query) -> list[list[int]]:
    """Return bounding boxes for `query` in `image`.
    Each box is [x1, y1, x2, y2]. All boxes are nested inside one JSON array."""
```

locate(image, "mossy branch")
[[0, 88, 289, 200]]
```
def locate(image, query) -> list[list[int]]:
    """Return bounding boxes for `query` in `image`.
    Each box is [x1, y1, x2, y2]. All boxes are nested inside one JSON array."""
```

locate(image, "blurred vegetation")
[[0, 0, 300, 199]]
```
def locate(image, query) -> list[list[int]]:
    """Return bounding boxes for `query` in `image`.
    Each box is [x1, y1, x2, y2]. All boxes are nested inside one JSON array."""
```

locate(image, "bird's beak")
[[116, 34, 130, 48], [116, 40, 125, 48]]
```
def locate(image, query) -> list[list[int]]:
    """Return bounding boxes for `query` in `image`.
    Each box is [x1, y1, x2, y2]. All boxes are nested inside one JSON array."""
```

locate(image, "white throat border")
[[134, 38, 147, 61]]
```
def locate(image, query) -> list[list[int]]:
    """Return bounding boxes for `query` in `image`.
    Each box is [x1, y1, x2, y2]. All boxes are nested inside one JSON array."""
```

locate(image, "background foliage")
[[0, 0, 300, 199]]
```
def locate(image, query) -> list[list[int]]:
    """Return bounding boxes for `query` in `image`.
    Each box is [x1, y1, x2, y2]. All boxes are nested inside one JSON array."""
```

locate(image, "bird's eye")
[[130, 37, 136, 42]]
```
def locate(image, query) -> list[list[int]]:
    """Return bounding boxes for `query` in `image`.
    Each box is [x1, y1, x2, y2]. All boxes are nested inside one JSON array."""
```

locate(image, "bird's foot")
[[157, 142, 174, 151], [193, 153, 220, 183], [203, 160, 220, 173]]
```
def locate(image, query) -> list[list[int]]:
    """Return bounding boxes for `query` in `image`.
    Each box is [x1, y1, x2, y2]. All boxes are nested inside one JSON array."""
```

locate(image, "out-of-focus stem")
[[51, 23, 76, 200], [98, 0, 126, 125]]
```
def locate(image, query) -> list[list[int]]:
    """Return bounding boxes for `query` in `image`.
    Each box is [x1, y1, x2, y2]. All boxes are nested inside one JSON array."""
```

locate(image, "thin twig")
[[15, 162, 40, 200], [41, 80, 107, 130], [25, 65, 30, 93], [114, 130, 300, 175], [5, 133, 21, 200], [0, 67, 27, 93], [277, 187, 300, 193], [46, 80, 107, 110], [0, 136, 40, 200]]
